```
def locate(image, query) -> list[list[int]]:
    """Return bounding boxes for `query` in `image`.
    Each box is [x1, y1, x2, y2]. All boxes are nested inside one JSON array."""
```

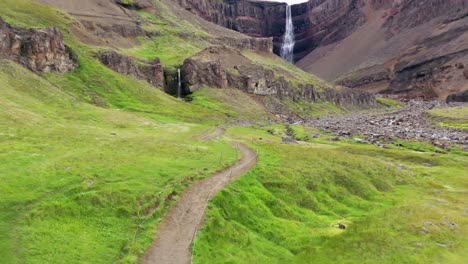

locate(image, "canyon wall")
[[177, 0, 366, 62], [176, 0, 468, 100]]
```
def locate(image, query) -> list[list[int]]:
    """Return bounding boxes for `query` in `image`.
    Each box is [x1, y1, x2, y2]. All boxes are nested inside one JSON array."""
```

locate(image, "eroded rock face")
[[0, 18, 78, 73], [98, 50, 164, 88], [213, 37, 273, 53], [182, 46, 376, 108], [446, 90, 468, 103]]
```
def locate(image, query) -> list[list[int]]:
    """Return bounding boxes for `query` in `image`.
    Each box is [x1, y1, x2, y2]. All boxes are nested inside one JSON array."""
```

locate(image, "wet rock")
[[0, 18, 78, 73]]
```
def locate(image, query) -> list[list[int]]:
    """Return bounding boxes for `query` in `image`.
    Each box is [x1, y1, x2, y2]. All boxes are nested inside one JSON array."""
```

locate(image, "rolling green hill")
[[0, 0, 466, 263]]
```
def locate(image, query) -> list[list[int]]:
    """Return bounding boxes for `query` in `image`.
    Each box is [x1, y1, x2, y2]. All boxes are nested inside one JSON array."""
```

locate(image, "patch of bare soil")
[[33, 0, 144, 48], [143, 130, 257, 264]]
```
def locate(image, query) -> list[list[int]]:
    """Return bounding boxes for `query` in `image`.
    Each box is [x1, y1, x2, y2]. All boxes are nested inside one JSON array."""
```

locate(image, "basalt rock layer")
[[98, 50, 164, 89], [177, 0, 468, 100], [182, 46, 376, 109], [0, 18, 78, 73], [177, 0, 366, 62]]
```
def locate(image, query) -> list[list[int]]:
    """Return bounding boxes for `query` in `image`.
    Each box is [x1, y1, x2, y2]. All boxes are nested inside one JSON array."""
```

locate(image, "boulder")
[[0, 18, 78, 73], [446, 90, 468, 103]]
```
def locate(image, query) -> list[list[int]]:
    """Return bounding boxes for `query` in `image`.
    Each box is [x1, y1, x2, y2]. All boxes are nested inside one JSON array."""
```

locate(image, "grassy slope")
[[428, 106, 468, 130], [1, 1, 467, 264], [124, 5, 212, 67], [0, 1, 238, 263], [193, 127, 467, 264], [189, 88, 270, 121]]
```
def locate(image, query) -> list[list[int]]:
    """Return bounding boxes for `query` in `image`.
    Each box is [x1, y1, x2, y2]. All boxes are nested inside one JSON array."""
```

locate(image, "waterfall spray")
[[177, 68, 181, 99], [280, 5, 295, 63]]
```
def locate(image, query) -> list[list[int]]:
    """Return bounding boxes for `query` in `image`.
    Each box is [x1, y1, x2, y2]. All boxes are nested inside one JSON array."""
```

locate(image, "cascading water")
[[177, 68, 181, 99], [280, 5, 295, 64]]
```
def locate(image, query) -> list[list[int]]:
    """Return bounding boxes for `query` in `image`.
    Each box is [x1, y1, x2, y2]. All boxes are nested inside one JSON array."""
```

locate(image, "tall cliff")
[[178, 0, 468, 100], [177, 0, 366, 62]]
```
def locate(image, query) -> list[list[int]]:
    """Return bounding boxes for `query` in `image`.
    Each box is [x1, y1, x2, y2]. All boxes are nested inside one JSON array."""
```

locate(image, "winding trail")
[[143, 128, 257, 264]]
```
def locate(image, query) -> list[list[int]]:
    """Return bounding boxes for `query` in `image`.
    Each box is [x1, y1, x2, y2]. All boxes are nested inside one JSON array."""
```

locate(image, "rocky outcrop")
[[98, 50, 164, 88], [182, 46, 376, 108], [446, 90, 468, 103], [336, 68, 391, 89], [0, 18, 78, 73], [114, 0, 155, 10], [386, 50, 468, 100], [213, 37, 273, 53]]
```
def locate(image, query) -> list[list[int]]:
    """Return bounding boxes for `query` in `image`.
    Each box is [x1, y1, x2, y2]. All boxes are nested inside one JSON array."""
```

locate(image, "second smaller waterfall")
[[280, 5, 295, 64], [177, 68, 181, 99]]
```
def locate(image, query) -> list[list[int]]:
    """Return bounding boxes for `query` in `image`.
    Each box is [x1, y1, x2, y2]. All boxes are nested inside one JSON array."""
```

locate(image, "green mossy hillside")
[[193, 128, 468, 264]]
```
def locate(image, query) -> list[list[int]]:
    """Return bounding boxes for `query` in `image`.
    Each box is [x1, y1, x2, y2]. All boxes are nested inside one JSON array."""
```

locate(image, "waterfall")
[[177, 68, 181, 99], [280, 5, 295, 64]]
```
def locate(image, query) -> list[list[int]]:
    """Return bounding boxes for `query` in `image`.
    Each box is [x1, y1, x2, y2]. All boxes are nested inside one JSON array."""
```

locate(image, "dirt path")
[[143, 130, 257, 264], [200, 127, 225, 142]]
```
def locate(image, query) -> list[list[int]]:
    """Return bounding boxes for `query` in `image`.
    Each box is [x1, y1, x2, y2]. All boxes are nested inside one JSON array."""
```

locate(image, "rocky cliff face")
[[182, 46, 376, 109], [177, 0, 468, 100], [0, 18, 78, 73], [98, 50, 164, 89], [177, 0, 366, 62]]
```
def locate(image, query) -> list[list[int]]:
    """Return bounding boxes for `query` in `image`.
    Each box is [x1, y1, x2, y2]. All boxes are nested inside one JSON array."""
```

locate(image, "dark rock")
[[0, 18, 78, 73], [98, 50, 164, 88], [212, 37, 273, 53], [446, 90, 468, 103], [182, 46, 376, 108], [338, 223, 346, 229], [114, 0, 154, 10]]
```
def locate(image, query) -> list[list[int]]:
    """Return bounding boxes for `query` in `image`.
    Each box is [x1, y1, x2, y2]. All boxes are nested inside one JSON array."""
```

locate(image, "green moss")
[[428, 106, 468, 130], [377, 97, 403, 108]]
